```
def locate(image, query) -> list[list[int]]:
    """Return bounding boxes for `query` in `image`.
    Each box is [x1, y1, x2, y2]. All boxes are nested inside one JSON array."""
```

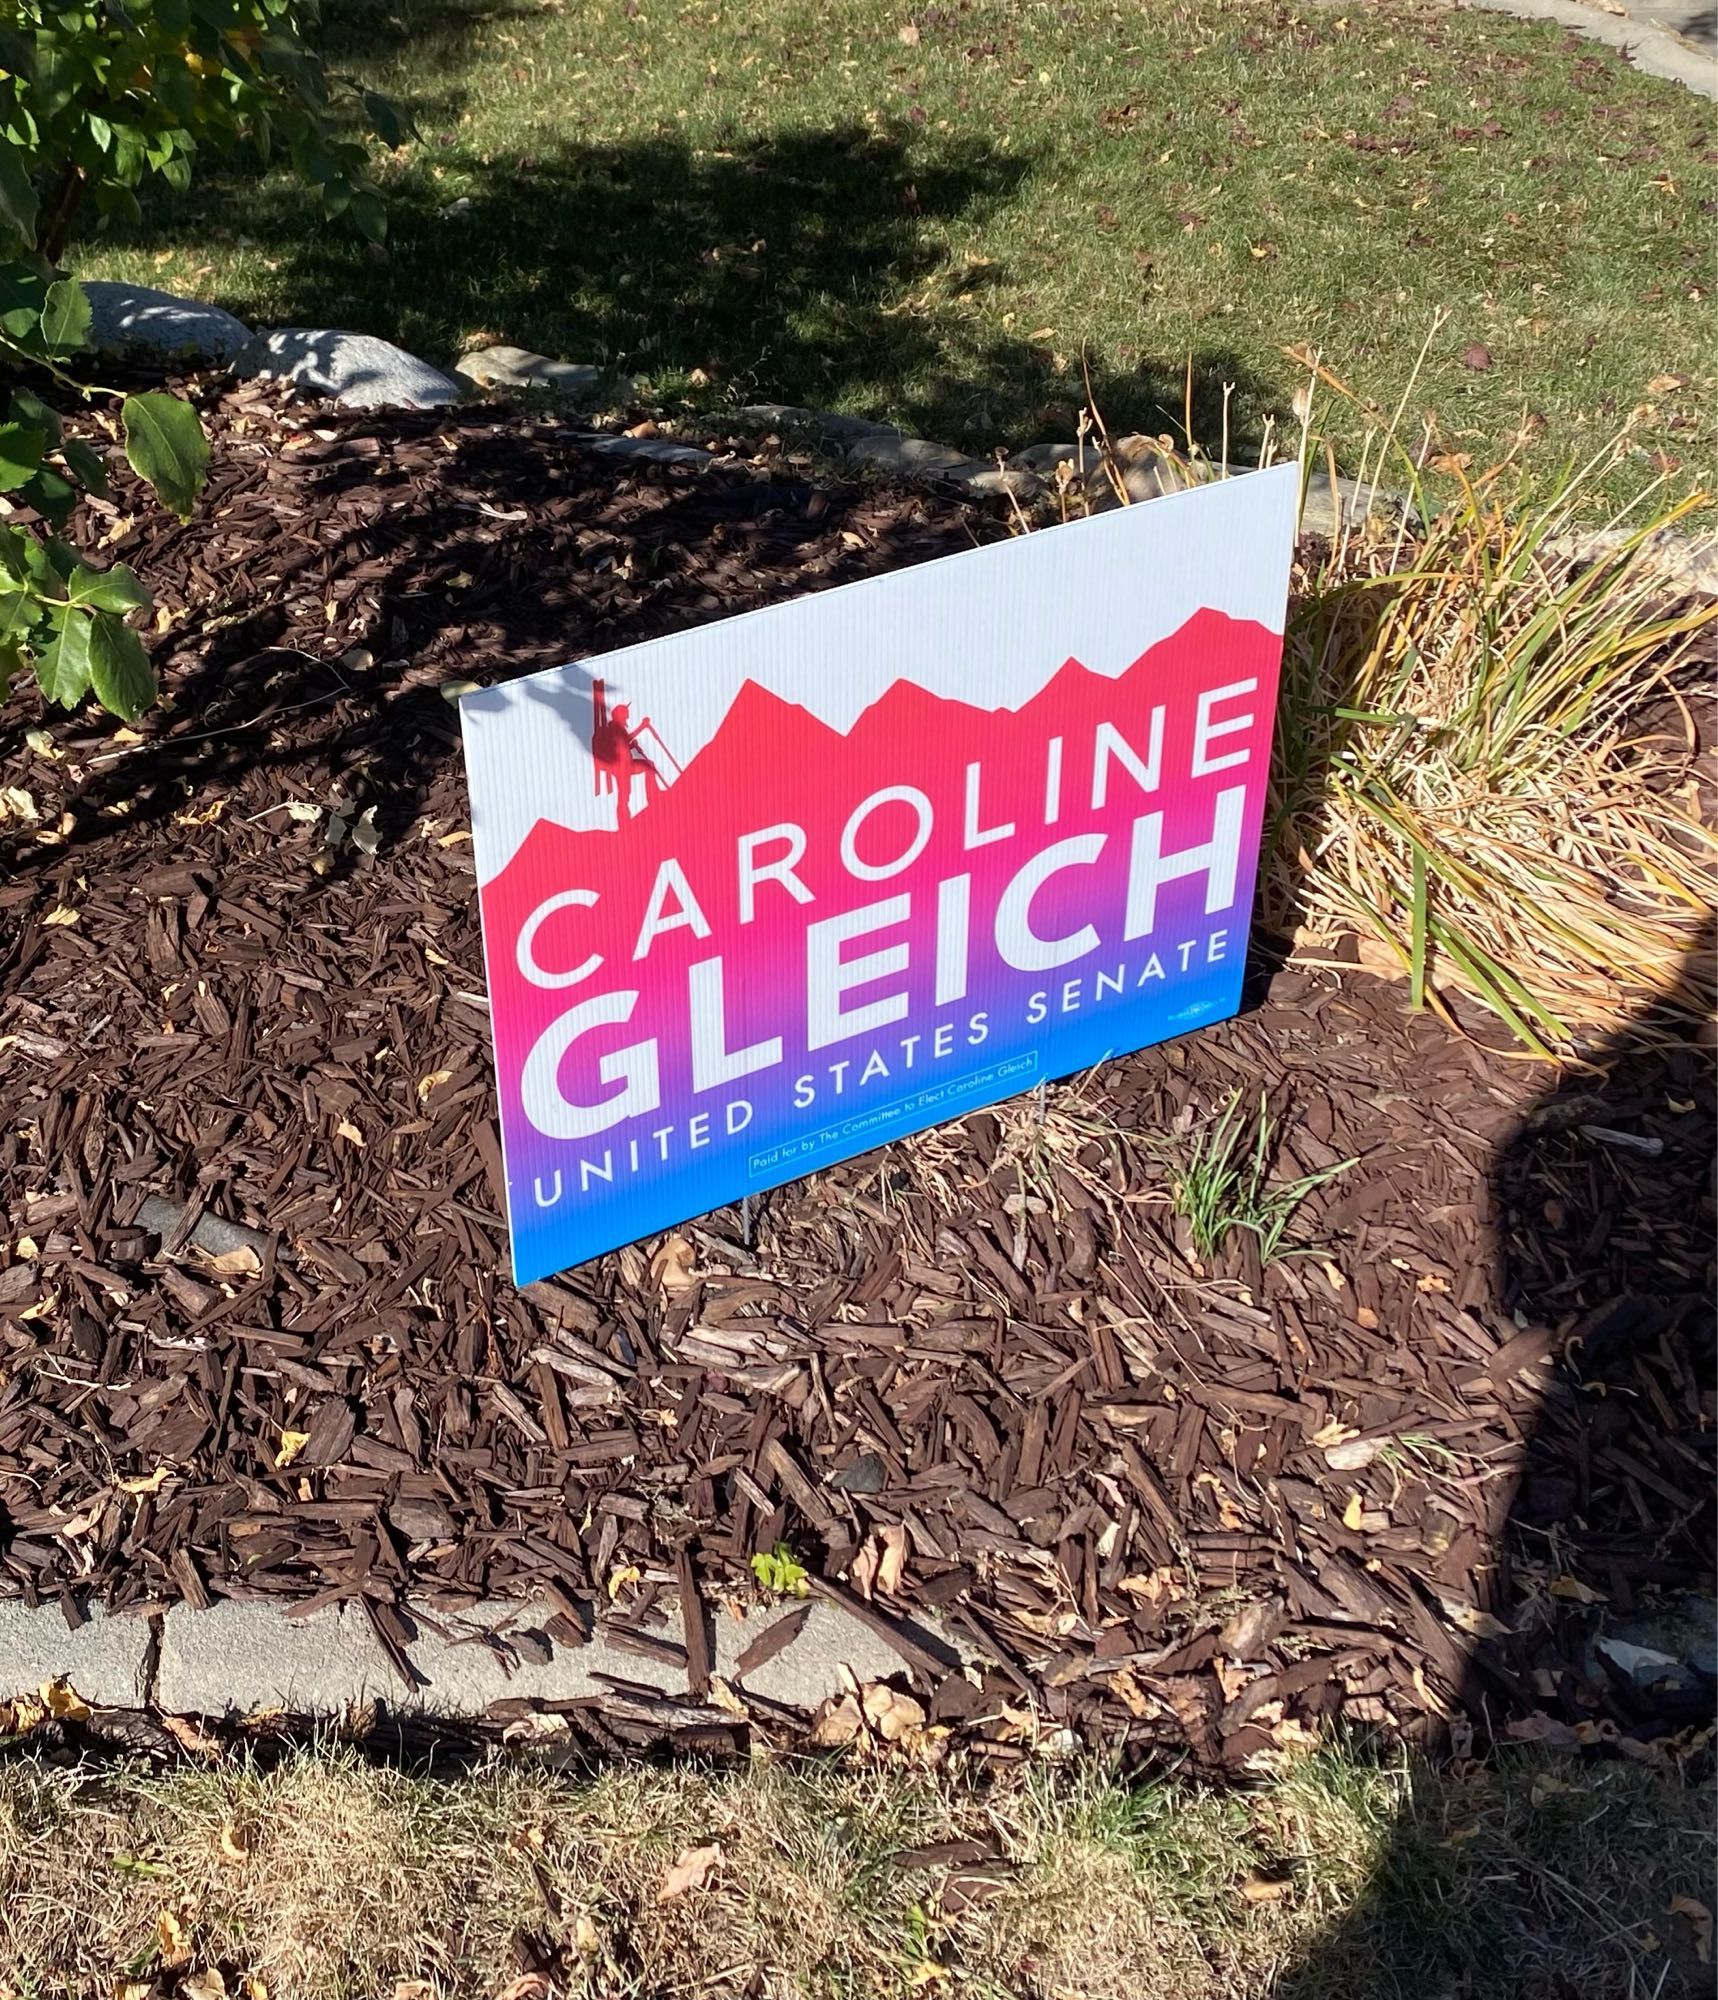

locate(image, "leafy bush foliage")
[[1, 0, 396, 258], [0, 0, 396, 719]]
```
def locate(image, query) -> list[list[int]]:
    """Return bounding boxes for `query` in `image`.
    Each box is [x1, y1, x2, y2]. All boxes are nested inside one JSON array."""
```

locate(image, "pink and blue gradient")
[[478, 608, 1284, 1283]]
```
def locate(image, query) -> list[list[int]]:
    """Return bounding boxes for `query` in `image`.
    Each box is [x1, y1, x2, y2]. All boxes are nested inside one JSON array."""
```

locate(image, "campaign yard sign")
[[462, 462, 1299, 1285]]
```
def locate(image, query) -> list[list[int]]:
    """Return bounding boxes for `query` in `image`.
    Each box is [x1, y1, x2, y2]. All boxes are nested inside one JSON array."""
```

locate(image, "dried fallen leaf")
[[1646, 371, 1687, 394], [274, 1429, 310, 1470], [1461, 340, 1493, 371], [219, 1820, 250, 1863], [656, 1841, 721, 1902], [417, 1068, 454, 1103], [809, 1690, 864, 1747], [42, 905, 80, 926], [707, 1674, 748, 1718], [898, 19, 920, 43], [118, 1464, 173, 1496], [605, 1562, 641, 1601], [649, 1231, 698, 1300], [183, 1970, 228, 2000], [164, 1713, 222, 1758], [1437, 1595, 1511, 1640], [1239, 1870, 1293, 1903], [41, 1677, 90, 1720], [206, 1244, 261, 1277], [1342, 1492, 1366, 1532], [495, 1977, 551, 2000], [1549, 1574, 1607, 1605], [1670, 1895, 1712, 1964], [876, 1521, 908, 1597], [335, 1119, 365, 1148], [1323, 1437, 1381, 1473], [862, 1681, 927, 1743], [156, 1907, 192, 1967]]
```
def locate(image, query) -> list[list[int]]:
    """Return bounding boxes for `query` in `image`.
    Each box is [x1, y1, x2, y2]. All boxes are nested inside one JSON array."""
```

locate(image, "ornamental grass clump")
[[1262, 342, 1716, 1052]]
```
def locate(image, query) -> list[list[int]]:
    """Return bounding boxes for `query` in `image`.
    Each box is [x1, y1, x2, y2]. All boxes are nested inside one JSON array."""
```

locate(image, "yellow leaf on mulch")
[[274, 1429, 310, 1469], [118, 1464, 174, 1496], [42, 905, 80, 926]]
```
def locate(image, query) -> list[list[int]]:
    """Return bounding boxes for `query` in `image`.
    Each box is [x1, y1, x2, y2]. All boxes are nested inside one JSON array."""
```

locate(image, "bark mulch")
[[0, 389, 1711, 1768]]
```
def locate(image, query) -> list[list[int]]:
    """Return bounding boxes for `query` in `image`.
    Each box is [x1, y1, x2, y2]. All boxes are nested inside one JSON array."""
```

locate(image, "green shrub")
[[0, 0, 398, 720]]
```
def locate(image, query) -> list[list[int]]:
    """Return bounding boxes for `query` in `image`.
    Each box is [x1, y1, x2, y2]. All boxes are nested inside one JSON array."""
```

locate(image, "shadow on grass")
[[1273, 920, 1717, 1999], [72, 106, 1279, 456]]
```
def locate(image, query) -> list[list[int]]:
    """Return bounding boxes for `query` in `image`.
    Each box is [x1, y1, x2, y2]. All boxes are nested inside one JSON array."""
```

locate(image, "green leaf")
[[34, 605, 94, 708], [122, 391, 208, 521], [346, 187, 386, 243], [362, 90, 405, 150], [86, 608, 155, 719], [20, 465, 77, 528], [0, 264, 49, 341], [67, 560, 146, 613], [0, 421, 47, 490], [57, 437, 108, 497], [39, 277, 91, 354], [0, 147, 38, 251], [9, 388, 61, 443]]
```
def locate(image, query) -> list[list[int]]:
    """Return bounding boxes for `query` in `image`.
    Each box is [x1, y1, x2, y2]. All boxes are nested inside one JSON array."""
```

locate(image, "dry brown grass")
[[0, 1743, 1709, 2000], [1072, 342, 1717, 1053]]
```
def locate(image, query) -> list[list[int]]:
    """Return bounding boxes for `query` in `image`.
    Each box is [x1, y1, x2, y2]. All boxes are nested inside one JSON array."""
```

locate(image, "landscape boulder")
[[82, 280, 254, 364], [233, 328, 466, 409], [457, 343, 636, 404]]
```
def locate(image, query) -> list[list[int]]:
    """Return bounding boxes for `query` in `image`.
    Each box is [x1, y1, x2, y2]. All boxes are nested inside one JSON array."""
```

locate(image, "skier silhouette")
[[590, 678, 674, 820]]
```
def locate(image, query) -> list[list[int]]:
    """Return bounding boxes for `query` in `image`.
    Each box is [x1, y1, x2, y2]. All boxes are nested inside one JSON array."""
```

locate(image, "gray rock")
[[0, 1599, 152, 1708], [844, 433, 993, 482], [233, 328, 466, 410], [815, 411, 906, 444], [1297, 469, 1416, 541], [1010, 441, 1086, 474], [1601, 1594, 1717, 1679], [563, 429, 713, 468], [456, 344, 637, 404], [82, 280, 254, 364], [733, 402, 820, 432]]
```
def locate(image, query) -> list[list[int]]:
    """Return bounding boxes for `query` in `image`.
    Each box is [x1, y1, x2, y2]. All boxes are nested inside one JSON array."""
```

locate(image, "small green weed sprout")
[[1158, 1090, 1354, 1264], [750, 1542, 810, 1598]]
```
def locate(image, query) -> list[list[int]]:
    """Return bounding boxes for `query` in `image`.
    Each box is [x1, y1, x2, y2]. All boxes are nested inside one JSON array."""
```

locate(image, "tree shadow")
[[1272, 918, 1716, 1998], [0, 405, 1025, 912], [72, 113, 1280, 459]]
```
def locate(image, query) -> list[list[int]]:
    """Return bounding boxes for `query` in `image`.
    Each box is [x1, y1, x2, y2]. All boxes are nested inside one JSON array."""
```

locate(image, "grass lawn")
[[69, 0, 1714, 501], [1, 1741, 1712, 1998]]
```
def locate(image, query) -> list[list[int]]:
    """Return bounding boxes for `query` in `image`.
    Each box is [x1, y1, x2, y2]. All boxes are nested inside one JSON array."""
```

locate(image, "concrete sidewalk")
[[1457, 0, 1716, 96]]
